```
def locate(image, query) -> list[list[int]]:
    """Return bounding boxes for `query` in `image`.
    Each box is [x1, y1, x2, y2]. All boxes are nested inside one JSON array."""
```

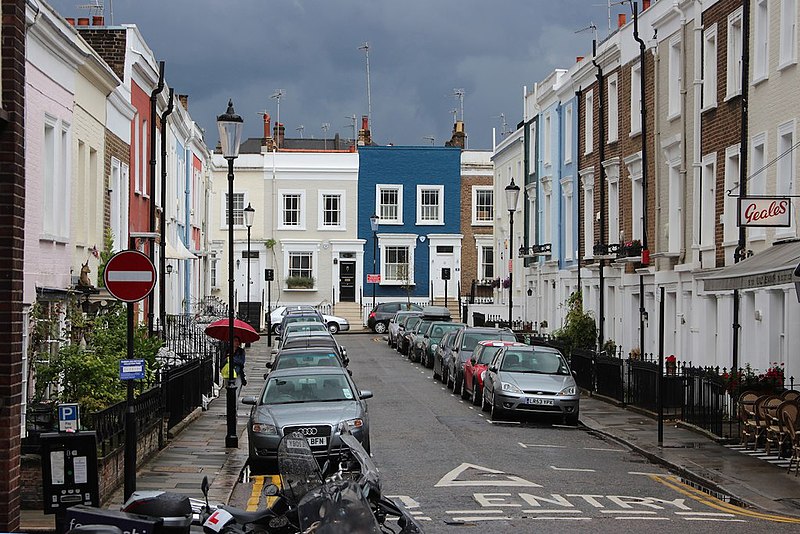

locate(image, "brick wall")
[[703, 0, 743, 267], [104, 130, 131, 236], [0, 1, 26, 530], [77, 29, 127, 80], [460, 175, 492, 295]]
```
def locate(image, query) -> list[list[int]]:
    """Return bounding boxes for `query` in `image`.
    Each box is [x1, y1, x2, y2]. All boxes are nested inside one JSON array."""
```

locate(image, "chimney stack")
[[273, 123, 285, 148], [262, 112, 271, 141], [643, 0, 651, 9], [445, 120, 466, 149], [92, 15, 104, 26], [65, 17, 76, 25], [77, 17, 90, 26], [357, 115, 371, 146], [618, 13, 626, 27], [178, 94, 188, 110]]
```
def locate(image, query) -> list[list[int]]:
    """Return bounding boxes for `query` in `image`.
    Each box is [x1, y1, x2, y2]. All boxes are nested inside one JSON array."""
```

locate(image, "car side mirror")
[[470, 357, 476, 365], [359, 390, 374, 400], [341, 348, 347, 357], [488, 366, 498, 373], [343, 357, 350, 367], [271, 348, 278, 356], [241, 396, 258, 406], [347, 369, 353, 377], [266, 361, 273, 368], [263, 373, 269, 379]]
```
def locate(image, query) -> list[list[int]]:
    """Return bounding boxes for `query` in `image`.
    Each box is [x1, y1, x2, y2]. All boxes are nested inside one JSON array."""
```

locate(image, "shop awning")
[[165, 237, 197, 260], [697, 239, 800, 291]]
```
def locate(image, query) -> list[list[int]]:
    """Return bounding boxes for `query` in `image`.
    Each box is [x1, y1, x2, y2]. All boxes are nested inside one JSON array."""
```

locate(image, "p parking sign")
[[58, 403, 80, 432]]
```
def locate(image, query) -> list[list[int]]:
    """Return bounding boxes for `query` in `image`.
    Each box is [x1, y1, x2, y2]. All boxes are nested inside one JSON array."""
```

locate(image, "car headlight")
[[501, 382, 523, 394], [338, 418, 364, 432], [558, 386, 577, 396], [430, 344, 439, 353], [251, 423, 277, 435]]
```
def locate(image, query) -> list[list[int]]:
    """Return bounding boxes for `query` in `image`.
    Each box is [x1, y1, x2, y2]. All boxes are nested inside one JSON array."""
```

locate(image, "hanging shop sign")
[[738, 197, 792, 227]]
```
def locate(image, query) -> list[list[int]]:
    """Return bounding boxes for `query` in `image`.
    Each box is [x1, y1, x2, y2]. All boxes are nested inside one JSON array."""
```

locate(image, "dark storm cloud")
[[48, 0, 631, 149]]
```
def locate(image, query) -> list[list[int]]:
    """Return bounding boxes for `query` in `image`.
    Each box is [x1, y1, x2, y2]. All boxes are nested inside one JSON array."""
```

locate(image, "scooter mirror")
[[201, 475, 209, 496], [264, 483, 279, 496]]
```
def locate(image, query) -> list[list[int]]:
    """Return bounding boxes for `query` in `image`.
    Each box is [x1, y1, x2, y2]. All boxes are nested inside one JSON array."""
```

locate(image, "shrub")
[[553, 291, 597, 354]]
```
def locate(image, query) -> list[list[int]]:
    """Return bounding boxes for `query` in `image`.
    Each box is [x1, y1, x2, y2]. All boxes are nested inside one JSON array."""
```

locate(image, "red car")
[[462, 341, 528, 406]]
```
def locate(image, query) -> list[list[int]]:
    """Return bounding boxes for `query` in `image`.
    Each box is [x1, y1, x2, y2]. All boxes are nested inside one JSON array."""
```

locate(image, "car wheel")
[[460, 376, 469, 400], [490, 392, 504, 421], [452, 371, 462, 395], [374, 322, 387, 334], [472, 382, 482, 406], [565, 411, 579, 426], [328, 322, 340, 334]]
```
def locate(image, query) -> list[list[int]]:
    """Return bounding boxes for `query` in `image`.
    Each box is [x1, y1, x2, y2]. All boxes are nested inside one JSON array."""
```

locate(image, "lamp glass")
[[243, 203, 255, 228], [369, 213, 379, 232], [166, 264, 173, 274], [217, 99, 243, 159], [505, 178, 520, 213]]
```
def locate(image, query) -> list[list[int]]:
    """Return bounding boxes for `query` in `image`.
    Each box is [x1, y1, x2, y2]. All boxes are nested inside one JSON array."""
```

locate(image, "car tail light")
[[369, 311, 376, 319]]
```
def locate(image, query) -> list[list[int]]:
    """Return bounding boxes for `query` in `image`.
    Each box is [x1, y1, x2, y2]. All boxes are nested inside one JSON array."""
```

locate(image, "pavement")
[[20, 332, 800, 531]]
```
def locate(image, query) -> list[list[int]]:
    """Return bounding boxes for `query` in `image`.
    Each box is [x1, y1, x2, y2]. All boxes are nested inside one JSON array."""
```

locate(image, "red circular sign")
[[103, 250, 157, 303]]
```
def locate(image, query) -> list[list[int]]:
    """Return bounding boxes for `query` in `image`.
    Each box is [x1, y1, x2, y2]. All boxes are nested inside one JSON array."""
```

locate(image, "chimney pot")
[[92, 15, 104, 26], [178, 94, 189, 110], [77, 17, 90, 26], [361, 115, 369, 130], [643, 0, 651, 9], [66, 17, 76, 26], [576, 56, 584, 62], [618, 13, 626, 27]]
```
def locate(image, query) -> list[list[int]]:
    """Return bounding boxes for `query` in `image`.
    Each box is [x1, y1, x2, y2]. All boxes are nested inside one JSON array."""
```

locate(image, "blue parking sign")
[[58, 403, 80, 432], [119, 359, 145, 380]]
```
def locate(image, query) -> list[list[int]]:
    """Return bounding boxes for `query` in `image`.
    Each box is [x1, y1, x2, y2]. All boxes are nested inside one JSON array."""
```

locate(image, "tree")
[[553, 291, 597, 354]]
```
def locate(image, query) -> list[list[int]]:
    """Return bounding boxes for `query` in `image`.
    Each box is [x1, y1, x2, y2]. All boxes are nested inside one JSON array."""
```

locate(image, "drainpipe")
[[159, 88, 174, 339], [633, 1, 649, 357], [733, 0, 751, 371], [675, 2, 688, 265], [148, 61, 165, 336], [575, 86, 582, 297], [593, 39, 606, 350], [693, 0, 705, 259]]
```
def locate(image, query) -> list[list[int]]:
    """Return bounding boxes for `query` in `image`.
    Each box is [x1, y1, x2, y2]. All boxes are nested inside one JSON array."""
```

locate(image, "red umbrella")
[[204, 318, 260, 344]]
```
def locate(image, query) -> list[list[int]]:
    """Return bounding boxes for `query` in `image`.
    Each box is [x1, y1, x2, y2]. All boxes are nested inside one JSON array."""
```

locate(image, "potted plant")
[[286, 276, 315, 289], [666, 354, 677, 375]]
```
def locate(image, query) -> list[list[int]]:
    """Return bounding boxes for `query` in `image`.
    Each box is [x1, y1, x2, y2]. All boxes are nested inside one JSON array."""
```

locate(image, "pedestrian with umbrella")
[[205, 318, 260, 395]]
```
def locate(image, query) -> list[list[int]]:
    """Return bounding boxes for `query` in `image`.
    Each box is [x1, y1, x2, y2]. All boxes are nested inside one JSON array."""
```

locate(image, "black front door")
[[339, 261, 356, 301]]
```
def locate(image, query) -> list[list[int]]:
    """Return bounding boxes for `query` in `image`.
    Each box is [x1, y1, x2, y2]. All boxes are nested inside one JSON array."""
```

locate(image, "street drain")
[[678, 477, 745, 507]]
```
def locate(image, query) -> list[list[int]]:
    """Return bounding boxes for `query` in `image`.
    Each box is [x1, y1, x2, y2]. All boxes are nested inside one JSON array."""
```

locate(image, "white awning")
[[165, 237, 197, 260], [697, 240, 800, 291]]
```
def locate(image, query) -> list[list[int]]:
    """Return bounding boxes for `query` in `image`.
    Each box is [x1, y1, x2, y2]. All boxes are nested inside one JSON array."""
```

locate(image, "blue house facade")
[[358, 146, 462, 302]]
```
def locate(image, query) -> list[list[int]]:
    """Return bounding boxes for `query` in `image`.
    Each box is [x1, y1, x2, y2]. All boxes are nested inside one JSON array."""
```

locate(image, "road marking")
[[683, 518, 747, 522], [522, 510, 583, 514], [529, 517, 592, 521], [676, 512, 735, 517], [614, 517, 670, 520], [247, 475, 263, 511], [385, 495, 420, 509], [550, 466, 596, 472], [629, 471, 669, 476], [446, 510, 503, 514], [519, 443, 566, 449], [449, 516, 513, 521], [584, 447, 623, 452], [601, 510, 656, 514], [435, 464, 542, 488]]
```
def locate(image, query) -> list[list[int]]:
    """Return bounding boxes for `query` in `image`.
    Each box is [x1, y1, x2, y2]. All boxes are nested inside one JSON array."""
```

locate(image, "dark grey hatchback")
[[242, 367, 372, 473]]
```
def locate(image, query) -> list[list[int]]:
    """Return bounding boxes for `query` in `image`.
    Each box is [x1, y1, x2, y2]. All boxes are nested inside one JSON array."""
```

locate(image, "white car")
[[268, 305, 350, 334]]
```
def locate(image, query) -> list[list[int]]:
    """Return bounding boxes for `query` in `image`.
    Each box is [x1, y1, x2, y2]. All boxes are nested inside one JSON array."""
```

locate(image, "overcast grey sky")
[[49, 0, 631, 150]]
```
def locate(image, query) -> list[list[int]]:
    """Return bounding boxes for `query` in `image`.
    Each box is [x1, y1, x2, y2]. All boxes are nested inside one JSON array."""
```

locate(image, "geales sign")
[[738, 197, 791, 227]]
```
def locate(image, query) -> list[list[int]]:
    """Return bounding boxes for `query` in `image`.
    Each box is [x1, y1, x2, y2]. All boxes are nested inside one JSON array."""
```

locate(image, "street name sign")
[[103, 250, 157, 302]]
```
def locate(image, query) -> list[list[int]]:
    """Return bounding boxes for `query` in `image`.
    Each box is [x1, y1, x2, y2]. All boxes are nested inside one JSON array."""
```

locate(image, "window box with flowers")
[[286, 276, 315, 289], [617, 239, 642, 259], [666, 354, 677, 376], [722, 362, 785, 395]]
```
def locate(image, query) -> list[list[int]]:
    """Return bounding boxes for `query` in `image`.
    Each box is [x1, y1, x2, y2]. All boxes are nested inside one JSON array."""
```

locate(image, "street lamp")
[[218, 99, 243, 449], [243, 203, 255, 326], [505, 178, 520, 327], [370, 214, 379, 308]]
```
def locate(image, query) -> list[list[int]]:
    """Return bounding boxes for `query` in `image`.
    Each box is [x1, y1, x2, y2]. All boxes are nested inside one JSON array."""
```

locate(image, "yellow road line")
[[247, 475, 264, 511], [649, 474, 800, 524]]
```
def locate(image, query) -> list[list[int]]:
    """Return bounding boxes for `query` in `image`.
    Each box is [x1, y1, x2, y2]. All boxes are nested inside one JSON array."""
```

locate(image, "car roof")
[[282, 335, 337, 348], [464, 327, 514, 334], [276, 347, 340, 356], [267, 366, 347, 378], [502, 344, 563, 353], [478, 340, 527, 347], [421, 305, 451, 317]]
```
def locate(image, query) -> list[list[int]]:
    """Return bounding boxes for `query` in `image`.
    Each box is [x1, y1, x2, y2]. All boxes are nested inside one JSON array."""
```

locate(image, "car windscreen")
[[415, 320, 431, 333], [430, 324, 463, 340], [500, 350, 570, 375], [398, 314, 418, 326], [461, 331, 517, 351], [286, 315, 322, 325], [282, 338, 336, 350], [476, 346, 502, 365], [405, 317, 422, 330], [262, 374, 355, 404], [285, 323, 328, 335], [274, 352, 342, 370]]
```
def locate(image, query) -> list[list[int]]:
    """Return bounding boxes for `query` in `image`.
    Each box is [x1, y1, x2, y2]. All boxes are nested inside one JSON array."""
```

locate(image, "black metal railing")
[[162, 314, 223, 369], [85, 386, 162, 457], [161, 355, 215, 429]]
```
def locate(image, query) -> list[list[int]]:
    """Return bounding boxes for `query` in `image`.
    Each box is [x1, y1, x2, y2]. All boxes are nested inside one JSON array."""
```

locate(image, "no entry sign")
[[104, 250, 157, 303]]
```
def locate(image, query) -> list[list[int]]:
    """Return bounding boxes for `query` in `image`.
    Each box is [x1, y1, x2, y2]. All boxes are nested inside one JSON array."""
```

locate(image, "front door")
[[430, 245, 458, 299], [339, 261, 356, 302]]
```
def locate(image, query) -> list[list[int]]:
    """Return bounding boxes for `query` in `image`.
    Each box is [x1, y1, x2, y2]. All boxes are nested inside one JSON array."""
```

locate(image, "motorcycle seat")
[[219, 505, 275, 524]]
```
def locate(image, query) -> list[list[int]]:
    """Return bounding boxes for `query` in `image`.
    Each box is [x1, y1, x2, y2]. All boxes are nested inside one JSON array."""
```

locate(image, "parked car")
[[388, 311, 423, 348], [433, 329, 464, 382], [267, 347, 346, 374], [269, 305, 350, 334], [397, 316, 424, 356], [367, 301, 423, 333], [416, 322, 466, 368], [445, 327, 517, 395], [242, 367, 372, 473], [406, 319, 433, 362], [277, 334, 348, 364], [276, 321, 330, 349], [481, 344, 579, 424], [462, 341, 527, 405]]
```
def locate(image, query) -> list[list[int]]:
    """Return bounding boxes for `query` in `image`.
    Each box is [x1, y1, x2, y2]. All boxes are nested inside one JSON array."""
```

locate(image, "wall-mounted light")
[[236, 258, 241, 269], [166, 264, 173, 275], [527, 288, 533, 297]]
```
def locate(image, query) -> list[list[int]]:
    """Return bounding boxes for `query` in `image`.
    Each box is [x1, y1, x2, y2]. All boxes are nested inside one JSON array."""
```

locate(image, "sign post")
[[265, 269, 274, 347], [442, 267, 451, 307], [104, 248, 157, 501]]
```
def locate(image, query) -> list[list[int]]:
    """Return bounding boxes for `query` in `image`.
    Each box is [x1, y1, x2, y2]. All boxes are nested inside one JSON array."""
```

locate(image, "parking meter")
[[41, 431, 100, 514]]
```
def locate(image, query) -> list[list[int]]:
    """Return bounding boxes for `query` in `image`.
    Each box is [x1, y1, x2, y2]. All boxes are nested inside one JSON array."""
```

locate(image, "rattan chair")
[[784, 409, 800, 476], [782, 390, 800, 402], [738, 391, 760, 448], [766, 400, 797, 456], [754, 395, 779, 451]]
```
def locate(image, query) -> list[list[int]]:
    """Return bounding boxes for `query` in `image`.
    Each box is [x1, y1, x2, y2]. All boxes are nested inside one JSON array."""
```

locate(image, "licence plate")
[[526, 398, 554, 406], [307, 436, 327, 447]]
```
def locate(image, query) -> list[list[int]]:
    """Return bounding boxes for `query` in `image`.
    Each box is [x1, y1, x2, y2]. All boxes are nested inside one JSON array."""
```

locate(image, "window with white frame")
[[777, 121, 795, 199], [141, 119, 148, 196], [210, 252, 219, 288], [472, 186, 493, 225], [703, 25, 718, 110], [580, 168, 595, 258], [288, 252, 313, 278], [110, 158, 122, 251], [668, 161, 682, 252], [750, 133, 768, 240], [477, 240, 494, 280], [543, 113, 552, 165], [416, 185, 444, 224], [724, 145, 741, 244], [134, 113, 141, 194], [43, 116, 70, 240], [727, 8, 744, 99], [377, 185, 403, 223], [564, 104, 573, 163], [607, 74, 619, 142], [624, 153, 643, 241], [542, 176, 552, 244], [561, 176, 574, 260], [379, 235, 416, 285], [668, 37, 682, 118], [529, 121, 537, 168], [754, 0, 769, 82], [224, 192, 245, 226], [606, 161, 620, 244], [319, 191, 344, 229], [701, 153, 717, 247], [280, 191, 305, 228], [630, 64, 642, 134], [780, 0, 797, 67], [584, 90, 594, 154]]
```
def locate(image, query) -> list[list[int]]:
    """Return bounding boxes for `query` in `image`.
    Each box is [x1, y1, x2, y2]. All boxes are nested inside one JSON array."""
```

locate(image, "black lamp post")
[[505, 178, 520, 327], [243, 203, 255, 326], [218, 99, 243, 449], [370, 213, 379, 308]]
